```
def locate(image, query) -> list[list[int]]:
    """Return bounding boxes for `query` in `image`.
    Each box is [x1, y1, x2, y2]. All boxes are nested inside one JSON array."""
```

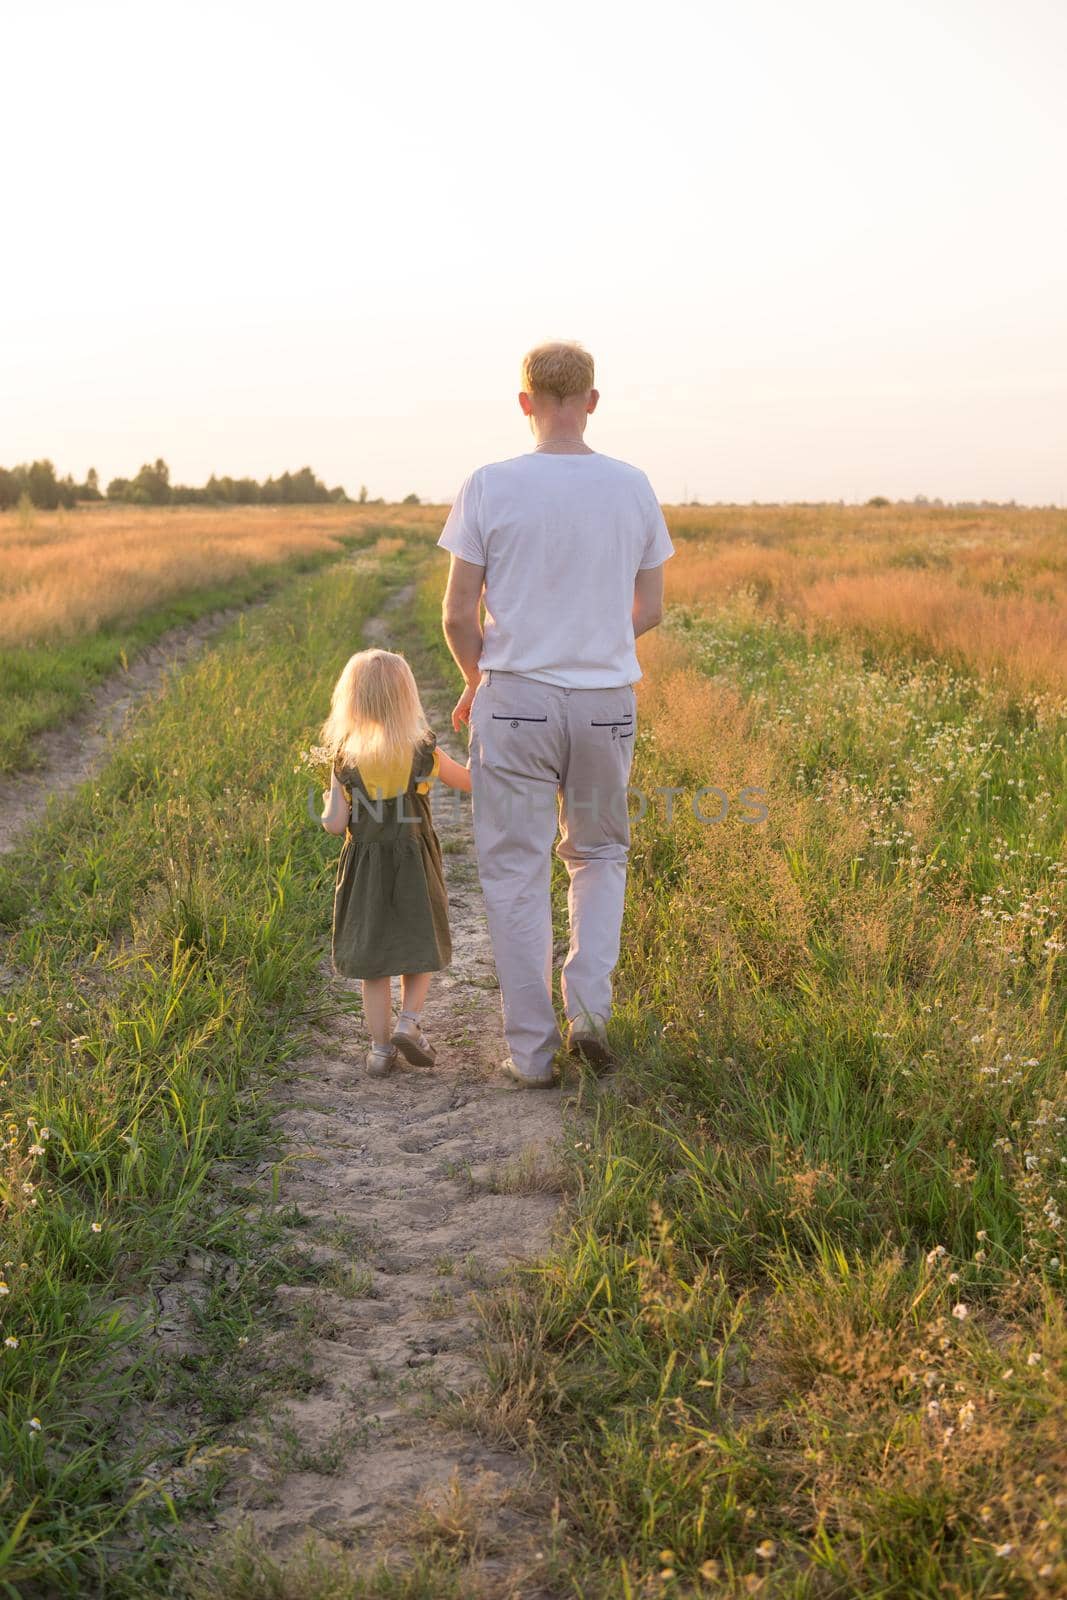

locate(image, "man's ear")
[[587, 388, 600, 414], [518, 390, 534, 417]]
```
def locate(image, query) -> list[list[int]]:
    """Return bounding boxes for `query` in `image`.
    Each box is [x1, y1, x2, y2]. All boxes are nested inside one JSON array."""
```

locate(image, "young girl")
[[319, 648, 471, 1077]]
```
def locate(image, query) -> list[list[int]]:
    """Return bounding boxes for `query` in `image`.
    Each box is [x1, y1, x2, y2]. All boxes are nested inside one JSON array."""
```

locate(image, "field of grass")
[[0, 502, 444, 774], [415, 502, 1067, 1597], [0, 533, 427, 1594], [666, 503, 1067, 700], [1, 499, 1064, 1596]]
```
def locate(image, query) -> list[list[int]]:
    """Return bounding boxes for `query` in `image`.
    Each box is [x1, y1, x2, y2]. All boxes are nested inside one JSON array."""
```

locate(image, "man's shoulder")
[[448, 456, 521, 499], [469, 452, 534, 479], [473, 451, 652, 483], [585, 452, 652, 486]]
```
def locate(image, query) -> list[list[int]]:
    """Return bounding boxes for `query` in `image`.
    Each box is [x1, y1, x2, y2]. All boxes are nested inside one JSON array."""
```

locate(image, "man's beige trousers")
[[467, 670, 637, 1079]]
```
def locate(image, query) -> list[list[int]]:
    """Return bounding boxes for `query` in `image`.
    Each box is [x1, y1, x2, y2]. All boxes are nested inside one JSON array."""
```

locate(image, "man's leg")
[[469, 676, 565, 1079], [557, 686, 637, 1034]]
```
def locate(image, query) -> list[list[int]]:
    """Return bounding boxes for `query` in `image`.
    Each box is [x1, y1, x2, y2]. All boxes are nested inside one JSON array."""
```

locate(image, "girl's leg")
[[392, 972, 436, 1065], [398, 971, 432, 1022], [362, 976, 393, 1045]]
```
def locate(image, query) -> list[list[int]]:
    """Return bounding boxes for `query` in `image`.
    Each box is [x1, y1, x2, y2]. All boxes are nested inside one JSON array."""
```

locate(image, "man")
[[438, 341, 674, 1087]]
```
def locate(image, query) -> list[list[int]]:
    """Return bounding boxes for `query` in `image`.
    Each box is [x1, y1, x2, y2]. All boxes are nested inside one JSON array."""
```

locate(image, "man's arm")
[[442, 554, 486, 730], [633, 564, 665, 637]]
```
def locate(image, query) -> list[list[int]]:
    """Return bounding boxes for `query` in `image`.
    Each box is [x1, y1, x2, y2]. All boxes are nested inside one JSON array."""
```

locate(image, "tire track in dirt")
[[0, 606, 256, 855], [190, 583, 568, 1594]]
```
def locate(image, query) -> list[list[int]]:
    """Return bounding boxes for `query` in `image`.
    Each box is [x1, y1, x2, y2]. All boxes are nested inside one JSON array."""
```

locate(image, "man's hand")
[[452, 682, 477, 732]]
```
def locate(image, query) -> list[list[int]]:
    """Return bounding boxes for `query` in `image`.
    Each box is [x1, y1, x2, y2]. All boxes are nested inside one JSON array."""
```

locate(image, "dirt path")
[[0, 605, 253, 855], [194, 585, 568, 1593]]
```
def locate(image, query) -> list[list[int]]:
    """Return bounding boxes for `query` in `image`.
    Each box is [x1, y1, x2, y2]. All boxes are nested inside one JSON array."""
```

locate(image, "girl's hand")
[[321, 771, 351, 834], [437, 750, 473, 793]]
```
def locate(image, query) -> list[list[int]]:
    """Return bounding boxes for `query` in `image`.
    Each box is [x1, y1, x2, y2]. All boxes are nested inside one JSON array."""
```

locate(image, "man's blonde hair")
[[521, 341, 595, 401]]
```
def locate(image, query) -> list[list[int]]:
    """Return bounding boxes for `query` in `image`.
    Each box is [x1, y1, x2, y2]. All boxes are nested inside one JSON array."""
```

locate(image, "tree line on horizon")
[[0, 459, 419, 511]]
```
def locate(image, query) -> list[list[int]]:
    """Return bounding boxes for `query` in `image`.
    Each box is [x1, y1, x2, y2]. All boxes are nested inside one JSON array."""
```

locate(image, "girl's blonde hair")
[[321, 649, 428, 778]]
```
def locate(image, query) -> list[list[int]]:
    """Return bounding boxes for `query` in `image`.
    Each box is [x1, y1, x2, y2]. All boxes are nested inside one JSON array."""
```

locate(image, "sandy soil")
[[183, 586, 570, 1593]]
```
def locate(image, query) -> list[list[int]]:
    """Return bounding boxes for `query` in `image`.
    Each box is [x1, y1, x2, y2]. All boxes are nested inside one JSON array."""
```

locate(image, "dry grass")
[[409, 502, 1067, 1594], [797, 569, 1067, 699], [470, 1145, 570, 1196], [665, 502, 1067, 697], [0, 502, 445, 648]]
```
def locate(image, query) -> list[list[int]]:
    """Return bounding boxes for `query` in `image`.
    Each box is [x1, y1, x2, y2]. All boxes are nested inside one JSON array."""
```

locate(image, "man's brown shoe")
[[502, 1057, 557, 1089], [566, 1019, 617, 1073]]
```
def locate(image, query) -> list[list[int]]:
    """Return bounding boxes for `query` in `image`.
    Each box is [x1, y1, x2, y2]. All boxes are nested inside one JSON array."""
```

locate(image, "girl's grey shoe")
[[366, 1042, 399, 1078], [390, 1016, 436, 1067], [502, 1056, 557, 1089]]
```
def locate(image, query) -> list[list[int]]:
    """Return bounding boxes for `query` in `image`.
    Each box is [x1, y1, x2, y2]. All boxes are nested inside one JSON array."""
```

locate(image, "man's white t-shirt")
[[437, 451, 675, 689]]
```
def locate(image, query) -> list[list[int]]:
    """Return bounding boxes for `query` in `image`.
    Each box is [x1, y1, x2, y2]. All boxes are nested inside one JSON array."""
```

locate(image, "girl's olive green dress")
[[331, 733, 451, 980]]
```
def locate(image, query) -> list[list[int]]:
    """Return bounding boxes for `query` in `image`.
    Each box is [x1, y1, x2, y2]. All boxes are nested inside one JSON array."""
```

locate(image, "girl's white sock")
[[398, 1008, 422, 1025]]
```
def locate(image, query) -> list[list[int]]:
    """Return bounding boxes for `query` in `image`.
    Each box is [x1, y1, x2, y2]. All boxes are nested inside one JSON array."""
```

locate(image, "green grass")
[[0, 535, 379, 775], [412, 568, 1067, 1596], [184, 1528, 492, 1599], [5, 542, 1063, 1597], [0, 545, 433, 1595]]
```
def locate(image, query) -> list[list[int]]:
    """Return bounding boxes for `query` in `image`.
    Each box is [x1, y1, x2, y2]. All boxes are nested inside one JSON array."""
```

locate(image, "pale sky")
[[3, 0, 1066, 505]]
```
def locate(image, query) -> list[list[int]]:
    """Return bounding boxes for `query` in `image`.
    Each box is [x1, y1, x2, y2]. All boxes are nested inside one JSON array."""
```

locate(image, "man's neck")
[[532, 434, 594, 455]]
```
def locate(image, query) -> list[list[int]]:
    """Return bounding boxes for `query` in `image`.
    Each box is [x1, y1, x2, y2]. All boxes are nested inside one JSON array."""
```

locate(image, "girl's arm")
[[437, 750, 472, 793], [321, 770, 350, 834]]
